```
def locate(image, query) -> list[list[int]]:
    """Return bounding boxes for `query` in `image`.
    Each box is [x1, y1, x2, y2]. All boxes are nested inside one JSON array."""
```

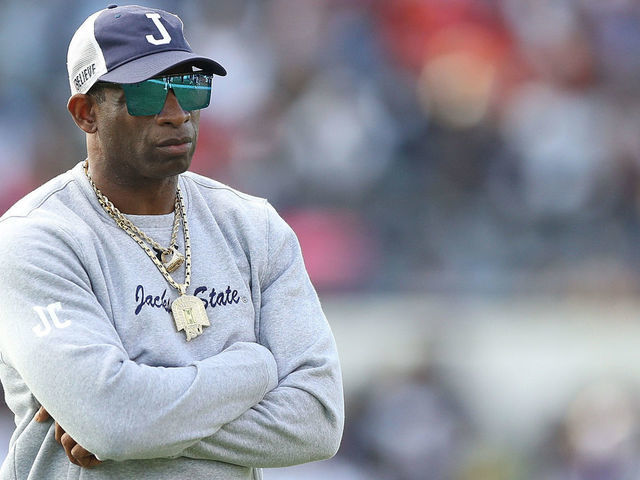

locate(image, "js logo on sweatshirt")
[[32, 302, 71, 337]]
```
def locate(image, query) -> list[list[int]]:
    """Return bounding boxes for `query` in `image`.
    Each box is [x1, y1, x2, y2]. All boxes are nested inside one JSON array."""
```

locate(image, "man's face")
[[92, 82, 201, 185]]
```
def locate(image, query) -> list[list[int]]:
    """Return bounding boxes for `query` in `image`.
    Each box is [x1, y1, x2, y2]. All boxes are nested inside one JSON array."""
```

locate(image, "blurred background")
[[3, 0, 640, 478]]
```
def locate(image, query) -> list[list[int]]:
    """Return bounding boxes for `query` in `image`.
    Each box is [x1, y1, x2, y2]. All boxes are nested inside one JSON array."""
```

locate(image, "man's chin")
[[148, 155, 192, 179]]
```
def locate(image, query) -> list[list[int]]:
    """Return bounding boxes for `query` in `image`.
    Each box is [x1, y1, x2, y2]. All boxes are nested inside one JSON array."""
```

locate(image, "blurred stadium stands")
[[3, 0, 640, 478]]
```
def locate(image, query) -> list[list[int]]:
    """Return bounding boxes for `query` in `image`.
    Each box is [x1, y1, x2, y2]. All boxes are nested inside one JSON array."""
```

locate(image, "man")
[[0, 4, 344, 479]]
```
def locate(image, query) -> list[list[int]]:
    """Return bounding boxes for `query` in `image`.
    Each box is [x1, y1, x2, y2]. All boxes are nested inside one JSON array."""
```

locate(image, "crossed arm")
[[0, 208, 343, 469]]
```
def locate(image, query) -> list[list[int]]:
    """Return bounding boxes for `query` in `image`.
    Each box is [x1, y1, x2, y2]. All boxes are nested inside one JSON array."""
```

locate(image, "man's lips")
[[158, 137, 192, 147], [157, 137, 193, 154]]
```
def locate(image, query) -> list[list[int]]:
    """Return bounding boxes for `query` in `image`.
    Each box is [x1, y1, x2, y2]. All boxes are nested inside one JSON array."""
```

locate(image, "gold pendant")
[[162, 247, 185, 273], [171, 294, 210, 341]]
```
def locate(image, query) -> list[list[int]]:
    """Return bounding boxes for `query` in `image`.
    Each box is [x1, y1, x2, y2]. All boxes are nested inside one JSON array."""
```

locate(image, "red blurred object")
[[377, 0, 511, 74], [377, 0, 480, 72], [190, 116, 235, 181], [283, 208, 376, 291], [0, 173, 36, 216]]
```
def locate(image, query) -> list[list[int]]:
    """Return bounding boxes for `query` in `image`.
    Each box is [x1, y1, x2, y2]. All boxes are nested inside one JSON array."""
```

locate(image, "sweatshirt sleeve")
[[0, 218, 278, 462], [178, 203, 345, 467]]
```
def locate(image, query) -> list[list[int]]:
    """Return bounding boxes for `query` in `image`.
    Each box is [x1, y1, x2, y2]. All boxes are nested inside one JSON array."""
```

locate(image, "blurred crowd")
[[3, 0, 640, 295], [296, 369, 640, 480], [3, 0, 640, 478]]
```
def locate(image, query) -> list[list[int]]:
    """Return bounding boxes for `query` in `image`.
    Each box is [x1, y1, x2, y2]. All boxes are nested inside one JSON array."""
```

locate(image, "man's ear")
[[67, 94, 98, 133]]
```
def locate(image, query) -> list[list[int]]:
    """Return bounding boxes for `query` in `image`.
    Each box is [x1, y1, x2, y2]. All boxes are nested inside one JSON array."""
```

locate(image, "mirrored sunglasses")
[[119, 73, 213, 116]]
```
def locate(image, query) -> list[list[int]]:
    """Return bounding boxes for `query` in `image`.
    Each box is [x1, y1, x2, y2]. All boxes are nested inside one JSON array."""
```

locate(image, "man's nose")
[[156, 90, 189, 125]]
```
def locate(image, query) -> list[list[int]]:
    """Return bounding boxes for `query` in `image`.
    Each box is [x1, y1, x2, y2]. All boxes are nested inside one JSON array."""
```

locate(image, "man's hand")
[[35, 406, 102, 468]]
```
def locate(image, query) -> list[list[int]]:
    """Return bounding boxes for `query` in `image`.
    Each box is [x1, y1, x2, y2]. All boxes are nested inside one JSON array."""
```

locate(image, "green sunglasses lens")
[[171, 74, 212, 111], [122, 79, 168, 116], [121, 74, 212, 116]]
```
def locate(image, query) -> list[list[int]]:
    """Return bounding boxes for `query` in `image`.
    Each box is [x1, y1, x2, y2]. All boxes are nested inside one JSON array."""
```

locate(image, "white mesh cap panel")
[[67, 10, 108, 95]]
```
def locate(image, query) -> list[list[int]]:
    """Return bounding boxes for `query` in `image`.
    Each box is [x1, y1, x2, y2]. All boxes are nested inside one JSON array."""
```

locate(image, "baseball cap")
[[67, 4, 226, 95]]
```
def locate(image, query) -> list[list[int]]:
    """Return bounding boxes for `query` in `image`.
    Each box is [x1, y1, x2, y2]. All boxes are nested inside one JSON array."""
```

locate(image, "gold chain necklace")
[[83, 161, 209, 341], [128, 196, 184, 272], [85, 166, 184, 273]]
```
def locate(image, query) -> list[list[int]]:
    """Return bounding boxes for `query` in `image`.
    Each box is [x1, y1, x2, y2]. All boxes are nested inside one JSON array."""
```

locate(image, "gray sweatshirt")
[[0, 162, 344, 479]]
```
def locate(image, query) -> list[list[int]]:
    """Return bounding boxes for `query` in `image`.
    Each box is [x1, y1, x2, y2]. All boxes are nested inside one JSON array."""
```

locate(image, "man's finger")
[[60, 433, 81, 467], [77, 455, 102, 468], [71, 444, 96, 460], [54, 422, 65, 444], [34, 406, 51, 423], [71, 444, 102, 468]]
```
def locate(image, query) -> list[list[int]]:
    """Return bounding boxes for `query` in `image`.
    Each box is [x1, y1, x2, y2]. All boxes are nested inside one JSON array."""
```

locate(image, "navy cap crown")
[[94, 6, 191, 71]]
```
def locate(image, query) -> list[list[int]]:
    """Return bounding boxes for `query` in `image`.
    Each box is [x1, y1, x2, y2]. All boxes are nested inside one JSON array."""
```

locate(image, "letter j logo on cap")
[[145, 13, 172, 45]]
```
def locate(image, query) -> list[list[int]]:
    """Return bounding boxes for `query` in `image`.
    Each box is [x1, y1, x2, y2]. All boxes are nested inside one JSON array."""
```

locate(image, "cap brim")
[[99, 50, 226, 84]]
